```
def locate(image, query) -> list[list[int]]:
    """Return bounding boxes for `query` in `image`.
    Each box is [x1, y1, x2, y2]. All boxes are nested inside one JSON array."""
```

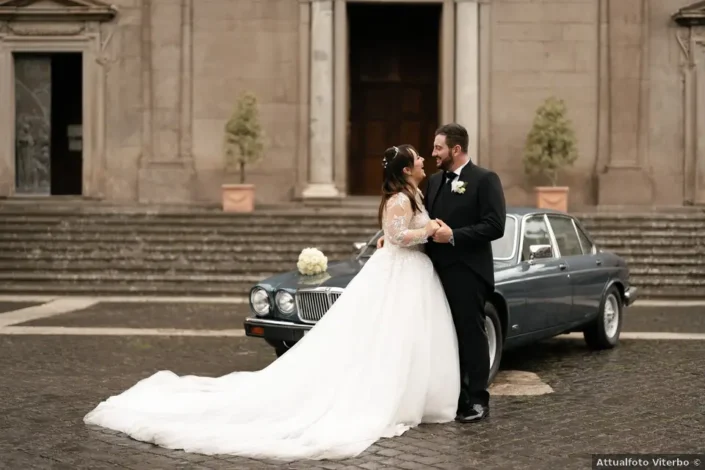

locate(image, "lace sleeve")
[[383, 193, 428, 247]]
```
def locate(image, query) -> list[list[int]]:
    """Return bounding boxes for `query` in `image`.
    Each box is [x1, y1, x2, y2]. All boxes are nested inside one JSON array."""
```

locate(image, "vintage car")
[[244, 208, 638, 383]]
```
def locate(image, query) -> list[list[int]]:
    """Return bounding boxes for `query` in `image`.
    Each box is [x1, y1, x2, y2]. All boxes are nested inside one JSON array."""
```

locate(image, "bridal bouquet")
[[297, 247, 328, 276]]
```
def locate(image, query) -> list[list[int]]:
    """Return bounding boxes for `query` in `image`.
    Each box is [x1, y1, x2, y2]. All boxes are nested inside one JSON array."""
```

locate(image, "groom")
[[425, 123, 505, 423], [380, 123, 506, 423]]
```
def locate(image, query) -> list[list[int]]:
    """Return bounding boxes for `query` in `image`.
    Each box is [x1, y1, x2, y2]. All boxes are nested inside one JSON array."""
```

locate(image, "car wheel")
[[274, 344, 290, 357], [485, 302, 503, 386], [583, 286, 622, 350], [265, 340, 293, 358]]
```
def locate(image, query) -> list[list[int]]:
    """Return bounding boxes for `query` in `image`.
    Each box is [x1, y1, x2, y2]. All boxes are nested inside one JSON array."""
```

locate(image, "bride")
[[84, 144, 460, 461]]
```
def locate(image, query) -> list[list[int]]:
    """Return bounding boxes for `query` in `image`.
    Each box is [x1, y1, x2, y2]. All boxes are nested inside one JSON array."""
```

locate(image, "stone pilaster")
[[302, 0, 339, 199], [138, 0, 195, 204], [455, 0, 480, 163], [597, 0, 653, 205]]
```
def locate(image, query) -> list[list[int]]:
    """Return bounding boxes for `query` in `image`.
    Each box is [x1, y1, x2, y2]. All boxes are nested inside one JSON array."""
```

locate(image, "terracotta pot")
[[535, 186, 569, 212], [221, 184, 255, 212]]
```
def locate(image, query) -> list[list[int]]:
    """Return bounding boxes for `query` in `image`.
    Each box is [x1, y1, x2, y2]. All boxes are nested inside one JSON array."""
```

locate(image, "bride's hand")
[[425, 220, 441, 236]]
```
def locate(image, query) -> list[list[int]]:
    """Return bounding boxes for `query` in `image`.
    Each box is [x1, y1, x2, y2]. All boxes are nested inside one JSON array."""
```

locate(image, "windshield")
[[357, 216, 518, 260]]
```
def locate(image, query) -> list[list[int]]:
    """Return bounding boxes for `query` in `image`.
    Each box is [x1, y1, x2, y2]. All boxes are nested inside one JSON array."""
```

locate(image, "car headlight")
[[275, 291, 296, 315], [250, 288, 271, 316]]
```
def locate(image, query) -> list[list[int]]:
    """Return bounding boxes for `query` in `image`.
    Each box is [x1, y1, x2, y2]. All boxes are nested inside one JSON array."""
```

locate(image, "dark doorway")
[[348, 3, 441, 196], [14, 52, 83, 196]]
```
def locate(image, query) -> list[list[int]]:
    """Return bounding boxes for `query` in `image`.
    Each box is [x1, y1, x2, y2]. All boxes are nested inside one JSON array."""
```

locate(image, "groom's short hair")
[[435, 123, 469, 153]]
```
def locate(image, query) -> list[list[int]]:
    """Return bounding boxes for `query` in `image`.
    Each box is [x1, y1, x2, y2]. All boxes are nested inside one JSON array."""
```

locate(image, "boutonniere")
[[450, 180, 467, 194]]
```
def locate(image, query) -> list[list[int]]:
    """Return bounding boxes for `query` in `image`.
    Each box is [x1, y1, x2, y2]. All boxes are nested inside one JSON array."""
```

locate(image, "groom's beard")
[[437, 158, 452, 172]]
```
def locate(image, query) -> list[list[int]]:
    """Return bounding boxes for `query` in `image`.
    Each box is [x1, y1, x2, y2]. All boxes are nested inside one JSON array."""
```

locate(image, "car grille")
[[296, 290, 342, 323]]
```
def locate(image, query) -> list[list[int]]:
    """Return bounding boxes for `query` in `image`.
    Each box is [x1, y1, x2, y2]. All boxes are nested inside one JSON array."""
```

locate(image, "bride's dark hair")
[[377, 144, 421, 227]]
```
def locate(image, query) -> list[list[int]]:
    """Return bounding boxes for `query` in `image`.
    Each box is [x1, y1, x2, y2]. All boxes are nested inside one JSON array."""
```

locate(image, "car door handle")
[[559, 263, 567, 270], [596, 259, 602, 266]]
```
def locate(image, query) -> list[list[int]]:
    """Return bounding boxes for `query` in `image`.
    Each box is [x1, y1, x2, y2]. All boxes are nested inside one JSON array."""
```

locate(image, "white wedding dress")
[[84, 191, 460, 461]]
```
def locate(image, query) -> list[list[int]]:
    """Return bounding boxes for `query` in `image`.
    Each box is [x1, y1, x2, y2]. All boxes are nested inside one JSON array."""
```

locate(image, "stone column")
[[455, 0, 479, 163], [440, 0, 455, 125], [137, 0, 195, 204], [303, 0, 339, 199]]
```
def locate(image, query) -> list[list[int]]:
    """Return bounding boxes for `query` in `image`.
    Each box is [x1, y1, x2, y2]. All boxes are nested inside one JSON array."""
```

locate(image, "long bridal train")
[[84, 194, 460, 461]]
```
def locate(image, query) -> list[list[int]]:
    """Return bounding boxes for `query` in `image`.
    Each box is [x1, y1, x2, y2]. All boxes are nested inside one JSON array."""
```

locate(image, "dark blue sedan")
[[244, 208, 638, 384]]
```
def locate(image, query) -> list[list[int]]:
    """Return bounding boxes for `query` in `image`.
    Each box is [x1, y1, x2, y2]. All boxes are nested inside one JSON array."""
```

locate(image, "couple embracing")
[[84, 123, 507, 461]]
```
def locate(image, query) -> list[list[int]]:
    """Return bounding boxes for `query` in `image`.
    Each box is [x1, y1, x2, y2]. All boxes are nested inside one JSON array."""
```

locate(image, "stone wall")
[[488, 0, 599, 209], [102, 0, 301, 205], [2, 0, 702, 209]]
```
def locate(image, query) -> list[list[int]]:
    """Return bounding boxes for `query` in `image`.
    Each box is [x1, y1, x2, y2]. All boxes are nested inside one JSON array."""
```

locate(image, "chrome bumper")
[[624, 286, 638, 306], [243, 316, 312, 342]]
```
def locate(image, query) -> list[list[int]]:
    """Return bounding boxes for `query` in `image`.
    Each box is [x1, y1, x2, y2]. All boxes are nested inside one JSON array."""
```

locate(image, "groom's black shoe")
[[455, 404, 490, 423]]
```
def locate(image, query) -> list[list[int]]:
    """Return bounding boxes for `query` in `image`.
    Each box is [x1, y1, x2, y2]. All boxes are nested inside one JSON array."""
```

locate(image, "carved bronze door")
[[14, 52, 83, 196], [14, 53, 51, 195]]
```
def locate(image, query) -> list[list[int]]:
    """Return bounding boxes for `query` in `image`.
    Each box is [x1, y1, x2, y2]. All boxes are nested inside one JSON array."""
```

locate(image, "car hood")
[[256, 257, 516, 293], [257, 258, 366, 291]]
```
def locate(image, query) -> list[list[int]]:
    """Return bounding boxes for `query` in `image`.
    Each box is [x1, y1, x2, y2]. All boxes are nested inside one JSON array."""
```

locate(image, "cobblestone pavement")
[[0, 300, 704, 469]]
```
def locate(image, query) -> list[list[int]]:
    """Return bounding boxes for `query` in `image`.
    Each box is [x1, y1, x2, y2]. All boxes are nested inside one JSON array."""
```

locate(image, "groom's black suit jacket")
[[424, 160, 506, 289]]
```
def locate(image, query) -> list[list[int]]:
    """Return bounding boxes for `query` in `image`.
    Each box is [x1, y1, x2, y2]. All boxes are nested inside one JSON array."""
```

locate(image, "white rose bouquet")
[[297, 248, 328, 276]]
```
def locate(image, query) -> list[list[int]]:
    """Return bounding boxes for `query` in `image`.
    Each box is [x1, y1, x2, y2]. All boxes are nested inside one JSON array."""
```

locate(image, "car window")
[[491, 216, 517, 259], [574, 223, 595, 255], [521, 216, 553, 261], [547, 216, 583, 257]]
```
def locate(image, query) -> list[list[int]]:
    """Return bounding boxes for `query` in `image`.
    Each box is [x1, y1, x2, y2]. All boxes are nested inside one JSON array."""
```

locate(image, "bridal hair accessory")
[[297, 247, 328, 276], [382, 146, 400, 169]]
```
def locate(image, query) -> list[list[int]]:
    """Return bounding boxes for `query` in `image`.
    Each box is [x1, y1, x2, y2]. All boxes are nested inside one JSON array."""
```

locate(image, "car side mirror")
[[529, 244, 553, 260]]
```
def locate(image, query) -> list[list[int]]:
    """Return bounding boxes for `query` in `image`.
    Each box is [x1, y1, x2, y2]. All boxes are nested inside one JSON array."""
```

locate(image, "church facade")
[[2, 0, 705, 209]]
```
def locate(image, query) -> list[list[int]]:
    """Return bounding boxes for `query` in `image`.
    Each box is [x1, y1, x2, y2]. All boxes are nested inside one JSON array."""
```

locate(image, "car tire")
[[486, 302, 503, 386], [266, 340, 291, 358], [583, 286, 622, 350]]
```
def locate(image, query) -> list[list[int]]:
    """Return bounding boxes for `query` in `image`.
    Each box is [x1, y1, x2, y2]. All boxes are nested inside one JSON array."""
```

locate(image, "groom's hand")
[[432, 219, 453, 244]]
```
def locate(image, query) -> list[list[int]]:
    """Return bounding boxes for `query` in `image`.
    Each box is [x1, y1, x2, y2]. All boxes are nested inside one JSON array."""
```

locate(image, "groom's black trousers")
[[436, 263, 490, 411]]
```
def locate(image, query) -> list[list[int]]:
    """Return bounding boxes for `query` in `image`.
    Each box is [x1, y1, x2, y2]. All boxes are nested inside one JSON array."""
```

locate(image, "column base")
[[301, 182, 341, 199], [138, 165, 195, 204], [598, 167, 653, 205]]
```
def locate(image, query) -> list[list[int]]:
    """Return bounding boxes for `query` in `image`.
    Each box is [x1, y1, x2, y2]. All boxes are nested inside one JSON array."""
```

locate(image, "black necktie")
[[444, 171, 457, 184]]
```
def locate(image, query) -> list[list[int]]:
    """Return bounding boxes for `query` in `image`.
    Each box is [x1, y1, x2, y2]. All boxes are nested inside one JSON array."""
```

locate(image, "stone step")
[[4, 269, 698, 282], [0, 255, 699, 270], [0, 251, 319, 263], [4, 216, 705, 229], [3, 225, 703, 241], [0, 212, 379, 222], [0, 241, 359, 255], [0, 224, 380, 236], [0, 272, 268, 283], [629, 267, 705, 277], [595, 239, 705, 248], [581, 221, 705, 230], [0, 219, 382, 231], [629, 276, 705, 287], [630, 286, 705, 298], [0, 260, 301, 273], [0, 233, 372, 244], [588, 230, 705, 238], [0, 282, 251, 297]]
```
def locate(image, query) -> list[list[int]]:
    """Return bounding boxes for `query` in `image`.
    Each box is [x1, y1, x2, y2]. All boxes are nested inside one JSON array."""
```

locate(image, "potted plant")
[[222, 91, 265, 212], [523, 96, 578, 212]]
